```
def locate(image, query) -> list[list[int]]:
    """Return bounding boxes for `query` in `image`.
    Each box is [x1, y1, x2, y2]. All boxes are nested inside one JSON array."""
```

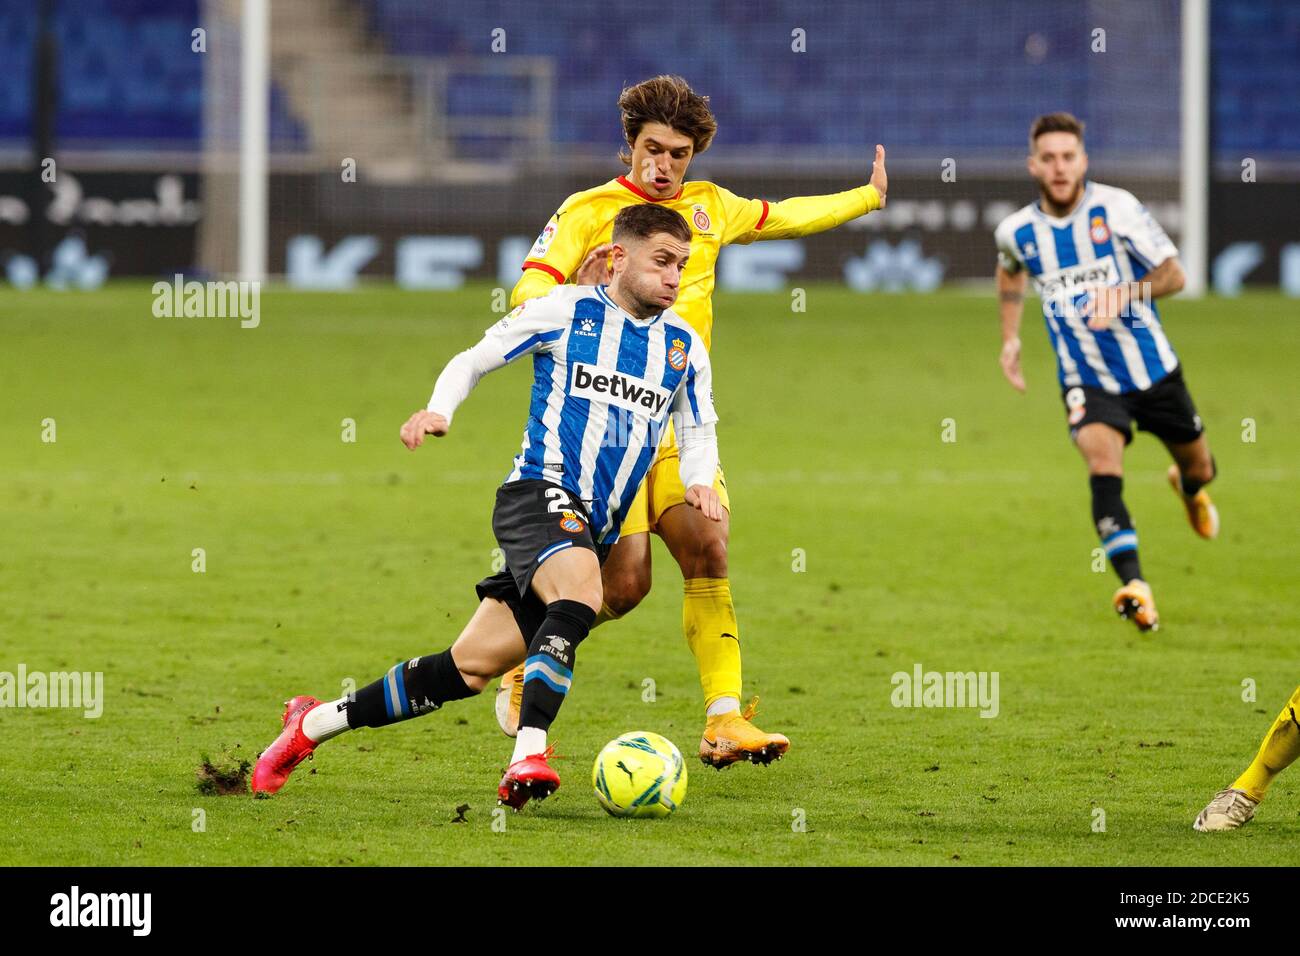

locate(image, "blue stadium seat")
[[0, 0, 1292, 157], [0, 0, 305, 149]]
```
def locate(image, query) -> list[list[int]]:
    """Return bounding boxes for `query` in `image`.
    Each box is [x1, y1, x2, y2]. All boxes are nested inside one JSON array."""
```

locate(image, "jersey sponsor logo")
[[1037, 257, 1120, 308], [1089, 216, 1110, 244], [691, 204, 711, 232], [667, 338, 688, 371], [570, 361, 671, 416], [530, 217, 559, 258], [559, 511, 585, 534]]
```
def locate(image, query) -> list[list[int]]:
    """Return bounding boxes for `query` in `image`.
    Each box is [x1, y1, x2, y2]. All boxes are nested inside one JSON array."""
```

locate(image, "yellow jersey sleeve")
[[716, 183, 881, 245], [715, 184, 769, 245], [510, 193, 599, 307]]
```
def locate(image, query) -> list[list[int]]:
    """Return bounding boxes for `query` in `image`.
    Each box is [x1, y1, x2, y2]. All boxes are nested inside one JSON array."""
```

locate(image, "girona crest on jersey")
[[691, 204, 711, 232], [1089, 216, 1110, 244]]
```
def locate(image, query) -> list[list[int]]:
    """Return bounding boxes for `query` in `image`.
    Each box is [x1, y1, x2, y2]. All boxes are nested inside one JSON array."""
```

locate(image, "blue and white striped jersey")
[[995, 181, 1180, 395], [442, 284, 717, 545]]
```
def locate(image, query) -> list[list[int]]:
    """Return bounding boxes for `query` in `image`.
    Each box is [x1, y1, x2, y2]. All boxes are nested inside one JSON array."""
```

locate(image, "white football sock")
[[706, 695, 741, 718], [511, 726, 547, 764], [302, 696, 351, 743]]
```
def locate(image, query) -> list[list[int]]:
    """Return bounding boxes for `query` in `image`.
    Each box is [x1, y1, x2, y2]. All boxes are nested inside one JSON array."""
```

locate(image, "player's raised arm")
[[400, 297, 565, 449], [672, 343, 722, 521], [717, 144, 887, 244], [509, 195, 597, 308]]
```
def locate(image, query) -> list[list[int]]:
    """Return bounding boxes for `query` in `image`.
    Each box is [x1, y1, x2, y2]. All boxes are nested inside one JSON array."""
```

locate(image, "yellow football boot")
[[494, 665, 524, 737], [1168, 465, 1219, 539], [1113, 579, 1159, 632], [698, 696, 790, 769]]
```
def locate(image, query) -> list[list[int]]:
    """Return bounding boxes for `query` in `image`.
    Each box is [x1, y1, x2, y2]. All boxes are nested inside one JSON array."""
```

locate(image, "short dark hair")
[[611, 203, 692, 246], [617, 74, 718, 165], [1030, 112, 1085, 152]]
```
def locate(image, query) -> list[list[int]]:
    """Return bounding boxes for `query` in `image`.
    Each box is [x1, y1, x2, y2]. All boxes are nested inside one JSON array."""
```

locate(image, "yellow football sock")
[[593, 601, 622, 629], [682, 577, 742, 710], [1231, 685, 1300, 802]]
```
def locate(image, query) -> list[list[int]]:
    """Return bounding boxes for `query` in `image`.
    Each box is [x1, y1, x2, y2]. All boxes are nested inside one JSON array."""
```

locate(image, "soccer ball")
[[592, 731, 688, 819]]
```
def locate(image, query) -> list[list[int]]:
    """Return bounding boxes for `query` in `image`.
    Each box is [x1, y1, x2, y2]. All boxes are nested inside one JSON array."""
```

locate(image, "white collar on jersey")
[[594, 283, 664, 326], [1031, 180, 1094, 226]]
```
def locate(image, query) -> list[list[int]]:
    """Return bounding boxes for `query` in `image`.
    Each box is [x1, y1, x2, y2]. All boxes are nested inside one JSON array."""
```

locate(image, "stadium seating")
[[0, 0, 1293, 157], [0, 0, 305, 149]]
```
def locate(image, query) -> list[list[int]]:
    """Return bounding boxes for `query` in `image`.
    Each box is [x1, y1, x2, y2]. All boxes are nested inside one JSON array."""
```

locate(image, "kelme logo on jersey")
[[570, 362, 671, 416], [1037, 257, 1119, 309], [667, 338, 688, 371]]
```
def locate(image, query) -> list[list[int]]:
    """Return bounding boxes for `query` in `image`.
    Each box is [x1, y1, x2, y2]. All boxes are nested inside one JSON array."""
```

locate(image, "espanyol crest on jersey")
[[995, 181, 1180, 395], [480, 285, 717, 544]]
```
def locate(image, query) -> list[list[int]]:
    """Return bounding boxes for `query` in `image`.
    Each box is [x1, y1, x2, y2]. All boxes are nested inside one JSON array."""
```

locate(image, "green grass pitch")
[[2, 282, 1297, 865]]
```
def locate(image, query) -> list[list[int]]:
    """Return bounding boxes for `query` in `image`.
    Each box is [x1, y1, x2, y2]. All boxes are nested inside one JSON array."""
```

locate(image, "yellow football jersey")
[[511, 175, 880, 351]]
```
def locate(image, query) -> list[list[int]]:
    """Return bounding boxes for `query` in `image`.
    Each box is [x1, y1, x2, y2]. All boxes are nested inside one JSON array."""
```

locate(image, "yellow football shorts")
[[620, 447, 730, 538]]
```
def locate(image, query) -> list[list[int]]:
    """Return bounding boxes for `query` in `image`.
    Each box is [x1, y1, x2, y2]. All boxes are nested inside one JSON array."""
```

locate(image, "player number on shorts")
[[545, 487, 573, 513]]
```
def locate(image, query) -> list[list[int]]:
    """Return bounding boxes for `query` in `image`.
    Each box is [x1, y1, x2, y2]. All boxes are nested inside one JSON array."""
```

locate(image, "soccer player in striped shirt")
[[251, 205, 722, 808], [497, 75, 889, 765], [994, 113, 1220, 632]]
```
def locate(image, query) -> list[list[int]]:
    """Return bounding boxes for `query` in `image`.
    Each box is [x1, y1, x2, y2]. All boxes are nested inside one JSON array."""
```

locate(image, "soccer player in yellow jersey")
[[1194, 685, 1300, 831], [496, 75, 888, 767]]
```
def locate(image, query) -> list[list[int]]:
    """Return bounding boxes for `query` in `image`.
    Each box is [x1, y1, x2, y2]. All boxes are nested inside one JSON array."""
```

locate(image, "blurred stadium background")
[[0, 0, 1295, 295]]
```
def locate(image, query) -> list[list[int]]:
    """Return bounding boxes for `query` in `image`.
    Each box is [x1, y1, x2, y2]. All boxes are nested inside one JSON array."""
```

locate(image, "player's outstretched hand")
[[574, 243, 614, 286], [400, 409, 449, 449], [870, 144, 887, 207], [999, 337, 1026, 392], [684, 484, 723, 522]]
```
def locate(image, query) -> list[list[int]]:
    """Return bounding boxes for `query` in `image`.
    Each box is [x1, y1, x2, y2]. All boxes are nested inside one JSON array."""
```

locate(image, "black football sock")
[[1090, 474, 1143, 583], [346, 648, 475, 729], [517, 599, 596, 733], [1178, 455, 1217, 499]]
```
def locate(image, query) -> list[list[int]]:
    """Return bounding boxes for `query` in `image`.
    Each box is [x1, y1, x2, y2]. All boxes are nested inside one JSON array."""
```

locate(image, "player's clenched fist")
[[400, 409, 449, 449], [684, 484, 723, 522]]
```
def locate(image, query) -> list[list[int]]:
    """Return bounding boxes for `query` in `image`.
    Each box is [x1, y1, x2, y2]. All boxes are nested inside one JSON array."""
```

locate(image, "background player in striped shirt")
[[994, 113, 1220, 632], [251, 205, 722, 808], [497, 75, 889, 766]]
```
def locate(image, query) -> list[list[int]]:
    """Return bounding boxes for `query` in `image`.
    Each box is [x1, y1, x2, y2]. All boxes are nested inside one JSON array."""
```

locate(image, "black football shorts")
[[474, 479, 608, 641], [1061, 365, 1204, 446]]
